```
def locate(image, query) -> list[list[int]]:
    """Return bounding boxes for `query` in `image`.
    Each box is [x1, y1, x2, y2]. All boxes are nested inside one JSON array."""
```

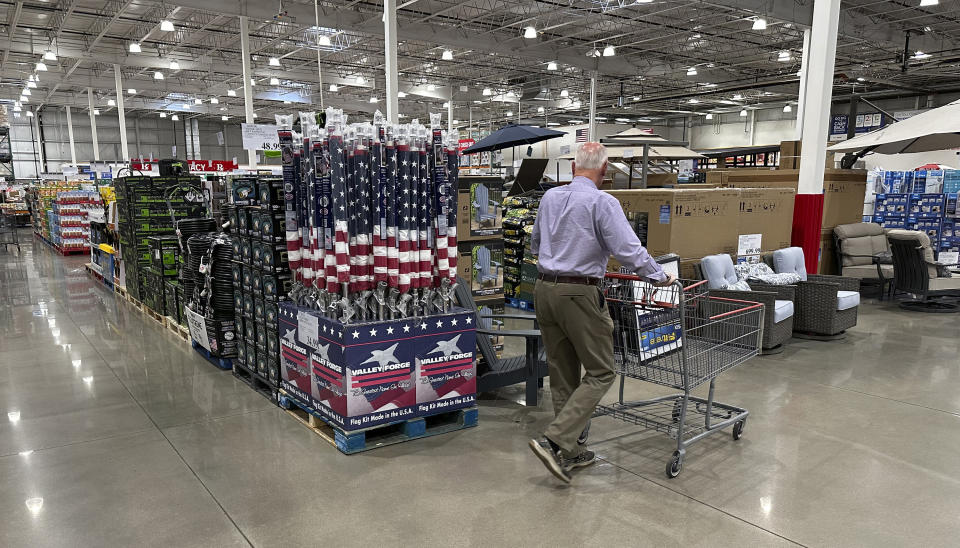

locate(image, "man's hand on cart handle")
[[653, 273, 677, 287]]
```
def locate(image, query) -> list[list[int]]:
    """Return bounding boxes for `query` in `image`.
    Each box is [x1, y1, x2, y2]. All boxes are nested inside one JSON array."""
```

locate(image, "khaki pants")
[[534, 279, 616, 455]]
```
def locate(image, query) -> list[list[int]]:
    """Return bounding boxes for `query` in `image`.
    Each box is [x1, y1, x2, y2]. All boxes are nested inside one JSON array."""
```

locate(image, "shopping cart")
[[0, 211, 21, 252], [594, 274, 764, 478]]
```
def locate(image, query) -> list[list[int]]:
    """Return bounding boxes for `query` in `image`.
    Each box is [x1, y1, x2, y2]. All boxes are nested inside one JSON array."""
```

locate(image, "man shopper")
[[528, 141, 675, 483]]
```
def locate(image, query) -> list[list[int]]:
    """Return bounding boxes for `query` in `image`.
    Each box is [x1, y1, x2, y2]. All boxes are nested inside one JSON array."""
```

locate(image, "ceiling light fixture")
[[397, 90, 407, 97], [318, 35, 331, 46], [160, 19, 175, 32], [547, 61, 557, 71], [250, 78, 256, 86], [778, 50, 791, 61], [783, 104, 792, 112], [35, 62, 47, 71], [740, 109, 748, 117], [732, 93, 743, 100], [159, 112, 166, 118], [19, 96, 28, 103], [687, 67, 697, 76], [27, 81, 36, 88], [129, 43, 141, 53], [355, 75, 365, 84], [128, 88, 136, 94], [919, 0, 938, 6], [169, 60, 180, 70], [270, 77, 280, 85], [603, 45, 616, 57], [369, 96, 379, 103], [13, 105, 21, 112], [269, 57, 281, 66], [856, 77, 865, 82], [913, 50, 931, 59], [194, 98, 201, 104], [752, 18, 767, 30], [523, 26, 537, 39], [427, 83, 436, 91], [210, 97, 219, 104], [560, 89, 569, 97], [28, 75, 34, 82], [26, 111, 34, 118], [227, 89, 236, 96], [283, 100, 291, 104], [93, 109, 100, 115], [482, 87, 492, 96], [154, 71, 164, 80], [329, 84, 338, 92], [537, 106, 544, 113], [705, 113, 714, 120], [688, 98, 700, 104], [21, 88, 31, 96], [221, 115, 229, 121], [441, 50, 453, 60], [171, 114, 179, 121], [43, 50, 56, 61], [506, 111, 513, 117]]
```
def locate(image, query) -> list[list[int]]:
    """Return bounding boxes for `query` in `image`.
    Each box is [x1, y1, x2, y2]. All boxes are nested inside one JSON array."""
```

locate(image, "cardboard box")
[[475, 295, 505, 359], [278, 303, 476, 430], [737, 188, 796, 254], [818, 230, 837, 275], [457, 239, 505, 296], [457, 176, 503, 240], [822, 178, 867, 230], [606, 188, 741, 259]]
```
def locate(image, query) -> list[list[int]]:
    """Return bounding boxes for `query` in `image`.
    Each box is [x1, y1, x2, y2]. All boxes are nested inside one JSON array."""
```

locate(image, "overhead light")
[[171, 114, 179, 121], [506, 90, 515, 97], [318, 35, 331, 46], [913, 50, 931, 59], [635, 0, 654, 3], [397, 90, 406, 97], [219, 106, 227, 111], [13, 105, 21, 112], [35, 62, 47, 71], [160, 19, 175, 32], [210, 97, 219, 104], [221, 115, 229, 121], [159, 112, 166, 118], [182, 103, 190, 109], [26, 111, 34, 117], [783, 104, 792, 112], [154, 71, 164, 80], [686, 67, 697, 76], [442, 102, 450, 108], [169, 60, 180, 70], [732, 93, 743, 100], [523, 26, 537, 39], [283, 100, 291, 104], [705, 113, 714, 120], [93, 109, 100, 115], [270, 77, 280, 85], [505, 111, 513, 117], [547, 61, 557, 71], [370, 96, 378, 103], [688, 98, 699, 104], [919, 0, 938, 5], [107, 99, 116, 106], [441, 50, 453, 60], [602, 45, 616, 57], [19, 96, 28, 103], [427, 83, 436, 91], [546, 122, 561, 126], [27, 81, 36, 88], [28, 75, 34, 82], [194, 98, 202, 104], [482, 87, 492, 96], [615, 117, 630, 122], [588, 48, 601, 58], [127, 88, 136, 94], [227, 89, 236, 96], [129, 42, 141, 53], [537, 106, 544, 113], [21, 88, 31, 96], [752, 18, 767, 30], [560, 89, 569, 97], [856, 77, 865, 82], [569, 119, 583, 124], [252, 113, 257, 118], [12, 113, 19, 118], [269, 57, 281, 66], [250, 78, 256, 86], [778, 50, 791, 61], [355, 75, 365, 84], [739, 109, 748, 117], [329, 84, 338, 92], [43, 50, 56, 61]]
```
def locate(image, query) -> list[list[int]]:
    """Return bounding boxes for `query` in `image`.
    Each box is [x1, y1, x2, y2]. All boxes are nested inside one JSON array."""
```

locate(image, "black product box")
[[257, 178, 284, 210], [262, 272, 292, 302], [164, 280, 181, 324], [237, 343, 247, 365], [254, 298, 265, 323], [245, 342, 257, 370], [240, 238, 252, 263], [235, 316, 245, 343], [234, 289, 244, 314], [267, 361, 279, 385], [241, 265, 253, 292], [159, 159, 188, 176], [250, 208, 263, 236], [266, 329, 279, 359], [255, 321, 267, 348], [252, 240, 265, 269], [457, 175, 503, 240], [237, 206, 249, 235], [244, 318, 256, 341], [264, 301, 278, 326], [231, 262, 242, 287], [148, 236, 180, 277], [261, 213, 285, 243], [457, 239, 505, 296], [231, 177, 259, 205], [261, 243, 289, 272], [221, 204, 235, 234], [256, 349, 268, 377], [243, 294, 255, 319], [231, 236, 242, 258], [252, 269, 263, 294]]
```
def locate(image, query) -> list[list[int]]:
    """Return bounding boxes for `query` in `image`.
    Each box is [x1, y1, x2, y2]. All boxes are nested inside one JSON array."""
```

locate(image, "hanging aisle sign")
[[241, 123, 281, 151]]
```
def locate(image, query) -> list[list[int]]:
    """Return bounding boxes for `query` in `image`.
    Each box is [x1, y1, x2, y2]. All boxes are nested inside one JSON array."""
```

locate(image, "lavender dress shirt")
[[531, 176, 666, 281]]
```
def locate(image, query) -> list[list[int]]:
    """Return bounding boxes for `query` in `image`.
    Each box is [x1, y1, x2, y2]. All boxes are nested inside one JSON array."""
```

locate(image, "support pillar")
[[113, 64, 129, 161], [793, 0, 841, 275], [32, 109, 45, 172], [240, 15, 257, 168], [314, 0, 324, 109], [795, 29, 811, 141], [588, 73, 597, 142], [383, 0, 399, 124], [65, 105, 77, 165], [87, 87, 100, 161]]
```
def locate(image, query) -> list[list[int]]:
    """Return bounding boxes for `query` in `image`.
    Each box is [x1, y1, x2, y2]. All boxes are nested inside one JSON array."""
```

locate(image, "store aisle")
[[3, 236, 960, 547]]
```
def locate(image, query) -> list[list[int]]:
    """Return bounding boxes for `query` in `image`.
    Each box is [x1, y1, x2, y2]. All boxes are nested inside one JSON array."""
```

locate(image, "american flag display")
[[576, 128, 588, 143], [280, 108, 462, 324]]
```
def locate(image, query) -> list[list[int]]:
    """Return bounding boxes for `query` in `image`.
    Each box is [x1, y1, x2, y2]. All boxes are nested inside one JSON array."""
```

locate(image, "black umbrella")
[[461, 124, 566, 154]]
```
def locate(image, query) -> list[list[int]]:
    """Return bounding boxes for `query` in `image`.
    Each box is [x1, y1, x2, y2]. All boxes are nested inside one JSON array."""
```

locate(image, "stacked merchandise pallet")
[[114, 176, 204, 303], [49, 190, 101, 253], [30, 182, 83, 245], [225, 176, 289, 400], [870, 170, 960, 258], [502, 192, 542, 311]]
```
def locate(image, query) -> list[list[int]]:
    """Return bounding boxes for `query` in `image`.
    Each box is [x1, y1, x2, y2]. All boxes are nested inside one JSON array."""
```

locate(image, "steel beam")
[[240, 15, 257, 168], [798, 0, 841, 195]]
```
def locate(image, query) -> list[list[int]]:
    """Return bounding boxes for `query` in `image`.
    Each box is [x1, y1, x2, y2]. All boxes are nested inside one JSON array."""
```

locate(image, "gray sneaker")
[[564, 449, 596, 470], [528, 438, 571, 483]]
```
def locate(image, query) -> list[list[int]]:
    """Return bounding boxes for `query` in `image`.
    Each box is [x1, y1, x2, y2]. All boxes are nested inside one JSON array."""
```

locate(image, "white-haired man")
[[528, 141, 675, 483]]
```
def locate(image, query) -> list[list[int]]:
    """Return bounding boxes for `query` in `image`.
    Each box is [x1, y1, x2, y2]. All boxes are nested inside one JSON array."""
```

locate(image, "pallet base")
[[191, 341, 233, 370], [506, 296, 534, 311], [278, 390, 478, 454], [144, 306, 165, 326], [84, 263, 114, 288], [165, 317, 189, 341], [233, 362, 278, 403]]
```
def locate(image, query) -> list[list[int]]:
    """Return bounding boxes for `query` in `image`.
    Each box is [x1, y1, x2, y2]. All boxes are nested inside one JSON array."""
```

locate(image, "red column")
[[792, 193, 824, 274]]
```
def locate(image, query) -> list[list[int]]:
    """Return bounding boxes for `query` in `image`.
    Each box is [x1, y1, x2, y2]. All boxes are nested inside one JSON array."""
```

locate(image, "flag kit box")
[[457, 176, 503, 239], [279, 302, 477, 431], [457, 240, 505, 296]]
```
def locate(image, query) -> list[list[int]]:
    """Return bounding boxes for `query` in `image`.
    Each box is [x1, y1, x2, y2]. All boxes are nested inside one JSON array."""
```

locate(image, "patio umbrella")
[[461, 124, 565, 154], [828, 99, 960, 154]]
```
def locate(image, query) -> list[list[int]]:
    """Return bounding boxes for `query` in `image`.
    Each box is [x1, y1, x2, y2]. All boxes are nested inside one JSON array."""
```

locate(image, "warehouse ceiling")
[[1, 0, 958, 129]]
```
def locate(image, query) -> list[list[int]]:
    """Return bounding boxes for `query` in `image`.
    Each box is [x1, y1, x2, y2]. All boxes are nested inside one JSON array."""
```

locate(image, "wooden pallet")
[[191, 341, 233, 370], [278, 390, 478, 454], [84, 263, 113, 288], [124, 293, 142, 311], [165, 317, 189, 341], [144, 306, 166, 326], [233, 362, 279, 403], [115, 284, 128, 299]]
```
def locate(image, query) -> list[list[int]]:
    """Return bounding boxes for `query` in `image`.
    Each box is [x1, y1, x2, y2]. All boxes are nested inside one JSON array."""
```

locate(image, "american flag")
[[396, 139, 412, 294], [417, 141, 432, 288], [385, 135, 399, 290], [445, 141, 460, 285], [329, 134, 350, 292], [576, 128, 588, 143]]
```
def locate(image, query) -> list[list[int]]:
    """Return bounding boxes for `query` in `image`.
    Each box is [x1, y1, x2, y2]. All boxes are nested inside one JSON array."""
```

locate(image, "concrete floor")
[[2, 234, 959, 547]]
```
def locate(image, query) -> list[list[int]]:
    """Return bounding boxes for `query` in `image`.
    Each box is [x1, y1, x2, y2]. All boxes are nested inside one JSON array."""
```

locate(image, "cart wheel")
[[732, 420, 745, 441], [665, 451, 683, 478]]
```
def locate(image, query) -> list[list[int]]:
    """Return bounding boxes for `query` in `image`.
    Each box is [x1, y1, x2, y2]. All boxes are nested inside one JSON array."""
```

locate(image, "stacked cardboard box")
[[456, 176, 505, 298], [502, 193, 541, 301]]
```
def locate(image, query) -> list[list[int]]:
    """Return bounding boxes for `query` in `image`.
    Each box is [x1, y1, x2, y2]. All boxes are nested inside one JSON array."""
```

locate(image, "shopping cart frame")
[[593, 274, 764, 478]]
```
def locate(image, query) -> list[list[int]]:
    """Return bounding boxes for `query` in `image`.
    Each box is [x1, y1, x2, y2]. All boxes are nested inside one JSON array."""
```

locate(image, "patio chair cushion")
[[734, 262, 802, 285], [887, 229, 938, 278], [772, 247, 808, 281], [929, 277, 960, 291], [835, 223, 888, 267], [773, 299, 794, 323], [836, 290, 861, 311], [842, 264, 894, 279], [700, 254, 739, 290]]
